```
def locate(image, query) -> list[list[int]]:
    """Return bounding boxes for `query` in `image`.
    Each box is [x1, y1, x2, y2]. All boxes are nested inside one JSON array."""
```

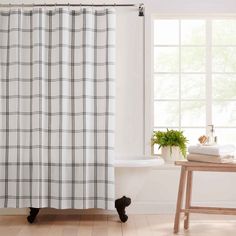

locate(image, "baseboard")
[[0, 208, 29, 215], [0, 208, 115, 216], [127, 201, 236, 214], [1, 201, 236, 215]]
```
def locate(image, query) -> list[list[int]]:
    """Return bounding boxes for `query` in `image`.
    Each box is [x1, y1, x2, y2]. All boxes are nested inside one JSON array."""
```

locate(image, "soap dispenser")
[[207, 125, 215, 145]]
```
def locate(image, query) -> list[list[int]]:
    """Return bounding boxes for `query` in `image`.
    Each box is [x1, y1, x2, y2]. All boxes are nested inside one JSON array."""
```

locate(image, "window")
[[153, 18, 236, 147]]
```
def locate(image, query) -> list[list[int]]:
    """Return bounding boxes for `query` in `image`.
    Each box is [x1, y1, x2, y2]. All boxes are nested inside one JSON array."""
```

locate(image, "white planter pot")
[[161, 146, 183, 163]]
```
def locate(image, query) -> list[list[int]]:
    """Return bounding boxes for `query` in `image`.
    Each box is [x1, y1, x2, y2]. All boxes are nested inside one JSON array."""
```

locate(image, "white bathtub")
[[114, 156, 164, 204]]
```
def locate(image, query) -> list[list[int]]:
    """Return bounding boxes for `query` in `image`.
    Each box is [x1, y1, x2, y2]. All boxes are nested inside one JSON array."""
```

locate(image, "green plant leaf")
[[151, 129, 188, 157]]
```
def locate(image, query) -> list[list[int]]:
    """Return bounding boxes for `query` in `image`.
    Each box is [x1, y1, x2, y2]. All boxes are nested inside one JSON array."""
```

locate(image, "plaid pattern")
[[0, 8, 115, 210]]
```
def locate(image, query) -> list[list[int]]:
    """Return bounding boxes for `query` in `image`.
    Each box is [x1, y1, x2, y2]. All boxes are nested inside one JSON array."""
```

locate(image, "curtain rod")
[[0, 3, 145, 16], [0, 3, 139, 7], [0, 3, 144, 16]]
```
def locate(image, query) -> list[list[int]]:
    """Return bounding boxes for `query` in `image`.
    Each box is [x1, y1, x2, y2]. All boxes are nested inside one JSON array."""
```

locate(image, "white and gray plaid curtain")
[[0, 8, 115, 210]]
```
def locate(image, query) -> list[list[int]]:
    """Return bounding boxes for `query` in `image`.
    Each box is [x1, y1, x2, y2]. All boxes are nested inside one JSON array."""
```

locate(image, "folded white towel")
[[187, 153, 234, 164], [188, 144, 236, 156]]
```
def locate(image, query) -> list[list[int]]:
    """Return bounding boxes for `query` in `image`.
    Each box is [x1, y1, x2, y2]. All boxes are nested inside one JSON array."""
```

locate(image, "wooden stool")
[[173, 160, 236, 234]]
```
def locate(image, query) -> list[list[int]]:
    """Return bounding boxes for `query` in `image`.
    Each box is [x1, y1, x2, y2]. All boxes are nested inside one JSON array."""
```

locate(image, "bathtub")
[[114, 156, 164, 207]]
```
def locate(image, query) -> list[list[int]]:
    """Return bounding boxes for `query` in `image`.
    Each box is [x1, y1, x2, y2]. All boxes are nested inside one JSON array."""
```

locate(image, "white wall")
[[1, 0, 236, 215]]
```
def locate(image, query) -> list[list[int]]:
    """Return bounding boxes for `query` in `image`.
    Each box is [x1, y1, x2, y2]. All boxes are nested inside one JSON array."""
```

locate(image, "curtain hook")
[[55, 2, 57, 11], [9, 3, 12, 11], [67, 2, 70, 11]]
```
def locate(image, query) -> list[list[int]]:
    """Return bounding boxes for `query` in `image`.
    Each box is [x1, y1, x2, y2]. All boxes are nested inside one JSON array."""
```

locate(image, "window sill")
[[151, 162, 180, 170], [150, 155, 180, 170]]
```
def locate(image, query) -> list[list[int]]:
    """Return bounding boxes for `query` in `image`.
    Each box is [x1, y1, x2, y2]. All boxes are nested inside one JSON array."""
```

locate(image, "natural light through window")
[[153, 18, 236, 148]]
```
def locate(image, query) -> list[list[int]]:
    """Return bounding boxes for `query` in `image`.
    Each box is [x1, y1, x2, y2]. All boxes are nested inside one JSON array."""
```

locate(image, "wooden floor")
[[1, 214, 236, 236]]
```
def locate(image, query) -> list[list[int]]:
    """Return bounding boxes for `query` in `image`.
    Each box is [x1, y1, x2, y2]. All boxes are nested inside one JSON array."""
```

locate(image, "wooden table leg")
[[184, 170, 193, 230], [174, 166, 187, 234]]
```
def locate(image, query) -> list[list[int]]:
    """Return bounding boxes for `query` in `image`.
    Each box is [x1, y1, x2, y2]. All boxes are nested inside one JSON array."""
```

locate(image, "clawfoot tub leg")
[[27, 207, 40, 223], [115, 196, 131, 223]]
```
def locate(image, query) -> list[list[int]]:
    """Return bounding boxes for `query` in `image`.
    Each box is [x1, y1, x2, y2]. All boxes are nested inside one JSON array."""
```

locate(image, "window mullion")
[[179, 19, 182, 131], [206, 19, 213, 132]]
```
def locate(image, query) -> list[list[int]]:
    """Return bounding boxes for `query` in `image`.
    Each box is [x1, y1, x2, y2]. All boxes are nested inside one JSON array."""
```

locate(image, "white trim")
[[0, 208, 114, 216], [0, 208, 29, 216], [127, 201, 236, 214], [154, 99, 206, 101], [154, 44, 206, 47], [154, 126, 206, 129], [142, 14, 146, 156], [2, 201, 236, 215], [206, 19, 212, 130], [144, 13, 154, 156], [154, 44, 236, 47], [178, 19, 182, 129], [155, 126, 236, 129], [114, 158, 164, 168], [154, 72, 236, 74], [152, 13, 236, 19]]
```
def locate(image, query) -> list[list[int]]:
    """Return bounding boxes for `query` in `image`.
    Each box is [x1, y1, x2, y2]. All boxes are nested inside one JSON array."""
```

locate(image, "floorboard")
[[0, 214, 236, 236]]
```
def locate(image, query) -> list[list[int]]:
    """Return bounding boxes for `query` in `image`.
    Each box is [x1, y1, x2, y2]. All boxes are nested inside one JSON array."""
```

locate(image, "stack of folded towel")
[[187, 145, 236, 163]]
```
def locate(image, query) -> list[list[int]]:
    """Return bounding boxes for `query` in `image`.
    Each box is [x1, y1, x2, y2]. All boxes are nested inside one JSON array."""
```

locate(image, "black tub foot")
[[27, 207, 40, 224], [115, 196, 131, 223]]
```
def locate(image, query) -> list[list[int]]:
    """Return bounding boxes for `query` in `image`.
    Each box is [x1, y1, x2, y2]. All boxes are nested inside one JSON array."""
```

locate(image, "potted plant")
[[151, 129, 188, 163]]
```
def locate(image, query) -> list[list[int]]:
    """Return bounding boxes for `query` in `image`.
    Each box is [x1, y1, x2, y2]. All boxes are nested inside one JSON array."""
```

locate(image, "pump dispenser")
[[207, 125, 215, 145]]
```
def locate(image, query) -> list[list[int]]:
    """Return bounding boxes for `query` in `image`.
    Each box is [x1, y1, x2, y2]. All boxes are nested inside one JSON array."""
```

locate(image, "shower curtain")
[[0, 8, 115, 210]]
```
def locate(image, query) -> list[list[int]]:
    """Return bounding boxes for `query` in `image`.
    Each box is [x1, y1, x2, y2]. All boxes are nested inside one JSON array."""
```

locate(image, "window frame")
[[145, 14, 236, 155]]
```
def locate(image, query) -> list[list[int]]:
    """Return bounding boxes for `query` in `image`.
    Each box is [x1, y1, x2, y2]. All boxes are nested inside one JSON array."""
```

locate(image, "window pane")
[[181, 74, 205, 99], [181, 20, 206, 45], [182, 128, 206, 145], [181, 101, 206, 126], [154, 74, 179, 99], [154, 20, 179, 45], [154, 47, 179, 72], [213, 101, 236, 126], [215, 128, 236, 145], [213, 20, 236, 45], [181, 47, 206, 72], [212, 47, 236, 72], [154, 101, 179, 127], [213, 74, 236, 99]]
